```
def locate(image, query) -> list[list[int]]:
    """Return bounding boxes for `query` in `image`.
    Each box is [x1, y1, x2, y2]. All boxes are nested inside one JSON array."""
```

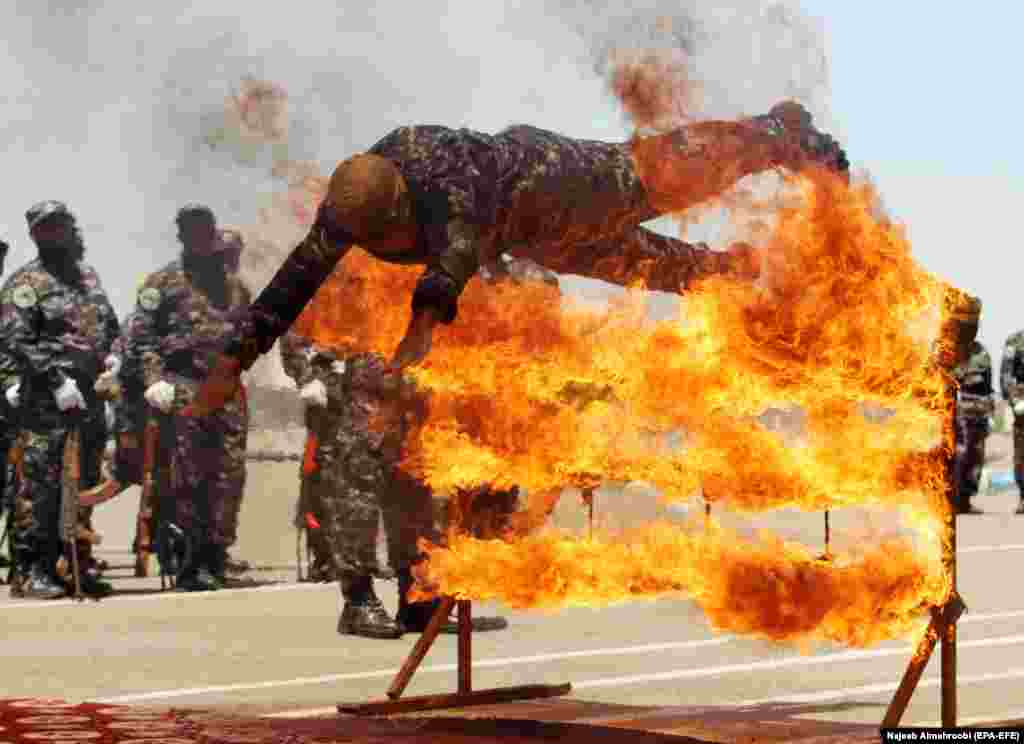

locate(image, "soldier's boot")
[[22, 561, 66, 600], [175, 532, 220, 592], [395, 568, 508, 635], [337, 574, 403, 639], [75, 540, 113, 598], [210, 545, 254, 589], [1016, 501, 1024, 515]]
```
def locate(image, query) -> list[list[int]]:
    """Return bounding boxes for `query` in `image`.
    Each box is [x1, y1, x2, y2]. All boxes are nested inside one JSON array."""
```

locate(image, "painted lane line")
[[94, 637, 730, 703], [99, 631, 1024, 704], [571, 633, 1024, 690], [735, 666, 1024, 707]]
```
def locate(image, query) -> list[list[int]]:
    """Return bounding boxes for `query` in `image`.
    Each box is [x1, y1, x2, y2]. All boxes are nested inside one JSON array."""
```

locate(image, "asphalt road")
[[2, 456, 1023, 739]]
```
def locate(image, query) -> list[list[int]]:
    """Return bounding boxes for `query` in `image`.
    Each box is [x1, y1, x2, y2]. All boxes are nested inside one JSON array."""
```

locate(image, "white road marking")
[[94, 637, 731, 703], [959, 543, 1024, 554], [112, 628, 1024, 708], [735, 666, 1024, 706], [571, 633, 1024, 690]]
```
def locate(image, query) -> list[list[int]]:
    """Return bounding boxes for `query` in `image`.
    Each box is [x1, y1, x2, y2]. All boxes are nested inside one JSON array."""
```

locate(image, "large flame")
[[221, 77, 957, 647]]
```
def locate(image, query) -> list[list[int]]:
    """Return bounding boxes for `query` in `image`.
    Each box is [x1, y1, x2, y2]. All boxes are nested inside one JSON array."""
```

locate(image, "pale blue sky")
[[800, 1, 1024, 362]]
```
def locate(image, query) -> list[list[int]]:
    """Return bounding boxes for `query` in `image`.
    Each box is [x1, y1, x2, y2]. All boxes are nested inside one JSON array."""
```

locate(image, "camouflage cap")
[[324, 153, 411, 241], [25, 200, 73, 230]]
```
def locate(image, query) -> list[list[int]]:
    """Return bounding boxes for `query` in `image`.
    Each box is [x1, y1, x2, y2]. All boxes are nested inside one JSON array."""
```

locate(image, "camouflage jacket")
[[0, 258, 119, 406], [244, 124, 751, 351], [124, 258, 251, 388], [1000, 330, 1024, 409], [953, 340, 994, 420]]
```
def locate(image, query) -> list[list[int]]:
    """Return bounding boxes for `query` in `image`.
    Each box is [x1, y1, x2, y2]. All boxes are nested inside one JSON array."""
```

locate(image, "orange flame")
[[221, 78, 957, 647]]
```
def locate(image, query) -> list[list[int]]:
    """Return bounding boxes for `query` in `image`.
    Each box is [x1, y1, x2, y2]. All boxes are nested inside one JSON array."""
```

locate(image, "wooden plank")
[[339, 683, 573, 716]]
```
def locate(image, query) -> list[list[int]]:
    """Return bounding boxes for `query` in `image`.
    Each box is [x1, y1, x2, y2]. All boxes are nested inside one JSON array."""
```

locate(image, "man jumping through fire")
[[189, 100, 848, 412]]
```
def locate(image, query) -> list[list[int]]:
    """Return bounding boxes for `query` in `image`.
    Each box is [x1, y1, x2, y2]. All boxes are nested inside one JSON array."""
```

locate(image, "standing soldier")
[[954, 331, 995, 515], [0, 239, 10, 570], [279, 330, 425, 638], [0, 201, 119, 598], [123, 205, 249, 591], [1000, 329, 1024, 514]]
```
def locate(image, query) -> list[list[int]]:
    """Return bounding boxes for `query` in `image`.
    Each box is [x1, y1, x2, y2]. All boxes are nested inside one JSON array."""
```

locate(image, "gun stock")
[[135, 417, 160, 577]]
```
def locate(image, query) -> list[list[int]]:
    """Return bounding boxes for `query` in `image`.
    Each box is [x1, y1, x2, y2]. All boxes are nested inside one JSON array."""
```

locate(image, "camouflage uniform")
[[238, 117, 826, 354], [1000, 331, 1024, 511], [953, 340, 994, 513], [0, 257, 119, 594], [123, 258, 250, 586], [280, 332, 435, 578]]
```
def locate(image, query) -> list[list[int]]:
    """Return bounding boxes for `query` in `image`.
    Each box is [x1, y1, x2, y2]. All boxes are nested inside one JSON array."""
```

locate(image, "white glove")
[[104, 354, 122, 377], [331, 360, 347, 375], [104, 401, 115, 431], [299, 379, 327, 407], [54, 377, 86, 412], [5, 383, 20, 408], [1014, 400, 1024, 416], [144, 380, 176, 413]]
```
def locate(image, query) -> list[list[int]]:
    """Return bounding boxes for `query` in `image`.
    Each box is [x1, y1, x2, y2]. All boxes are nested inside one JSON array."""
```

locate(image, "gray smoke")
[[1, 0, 834, 377]]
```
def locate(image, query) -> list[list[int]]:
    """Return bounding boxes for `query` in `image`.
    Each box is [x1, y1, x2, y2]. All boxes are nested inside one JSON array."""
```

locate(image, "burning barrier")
[[223, 77, 958, 649]]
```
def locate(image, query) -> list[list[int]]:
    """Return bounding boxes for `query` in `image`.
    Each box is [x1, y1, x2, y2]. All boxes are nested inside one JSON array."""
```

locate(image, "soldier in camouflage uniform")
[[0, 238, 10, 569], [186, 101, 844, 406], [123, 205, 250, 592], [953, 338, 995, 514], [0, 201, 119, 599], [1000, 330, 1024, 514]]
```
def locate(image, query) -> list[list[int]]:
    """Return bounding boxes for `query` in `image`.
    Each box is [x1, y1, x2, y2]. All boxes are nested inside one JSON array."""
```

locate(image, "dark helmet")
[[26, 200, 74, 231]]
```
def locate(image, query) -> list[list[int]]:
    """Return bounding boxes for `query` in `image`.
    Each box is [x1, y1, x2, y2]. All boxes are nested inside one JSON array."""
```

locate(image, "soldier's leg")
[[71, 410, 113, 596], [387, 475, 509, 634], [958, 423, 986, 514], [320, 438, 402, 639], [171, 412, 219, 591], [210, 395, 250, 580], [16, 428, 68, 599], [1015, 418, 1024, 514]]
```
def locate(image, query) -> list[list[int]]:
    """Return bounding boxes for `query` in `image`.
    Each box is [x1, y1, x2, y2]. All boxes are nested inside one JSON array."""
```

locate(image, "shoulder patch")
[[138, 287, 162, 312], [11, 285, 37, 309]]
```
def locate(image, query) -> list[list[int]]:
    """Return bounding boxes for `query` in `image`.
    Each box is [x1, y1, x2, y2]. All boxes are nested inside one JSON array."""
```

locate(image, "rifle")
[[135, 415, 160, 578], [60, 421, 84, 601]]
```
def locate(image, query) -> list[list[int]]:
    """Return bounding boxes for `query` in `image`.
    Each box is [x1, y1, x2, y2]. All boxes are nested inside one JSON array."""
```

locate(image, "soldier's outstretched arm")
[[186, 214, 352, 416]]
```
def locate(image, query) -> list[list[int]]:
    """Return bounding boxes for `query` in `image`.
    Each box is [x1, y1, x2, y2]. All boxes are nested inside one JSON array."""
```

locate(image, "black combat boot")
[[337, 574, 403, 639], [175, 532, 220, 592], [22, 561, 66, 600], [1016, 501, 1024, 515], [395, 567, 508, 635]]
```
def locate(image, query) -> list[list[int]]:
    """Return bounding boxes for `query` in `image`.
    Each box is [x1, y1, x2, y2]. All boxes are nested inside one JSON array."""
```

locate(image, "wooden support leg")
[[458, 600, 472, 695], [387, 596, 456, 700]]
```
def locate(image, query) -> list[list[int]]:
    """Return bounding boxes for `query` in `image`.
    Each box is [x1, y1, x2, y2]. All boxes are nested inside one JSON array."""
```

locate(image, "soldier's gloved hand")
[[5, 383, 20, 408], [104, 401, 115, 431], [1014, 400, 1024, 416], [299, 379, 328, 407], [54, 377, 86, 412], [104, 354, 122, 377], [144, 380, 176, 413]]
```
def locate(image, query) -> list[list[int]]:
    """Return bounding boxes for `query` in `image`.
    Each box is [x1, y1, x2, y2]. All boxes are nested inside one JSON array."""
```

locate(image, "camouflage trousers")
[[954, 417, 988, 508], [1014, 417, 1024, 493], [168, 378, 248, 548], [111, 387, 147, 486], [10, 407, 106, 569], [305, 428, 437, 579]]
